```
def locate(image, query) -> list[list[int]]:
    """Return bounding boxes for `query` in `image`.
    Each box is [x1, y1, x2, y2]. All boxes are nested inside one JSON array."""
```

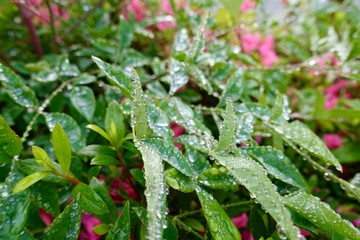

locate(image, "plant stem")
[[45, 0, 60, 47]]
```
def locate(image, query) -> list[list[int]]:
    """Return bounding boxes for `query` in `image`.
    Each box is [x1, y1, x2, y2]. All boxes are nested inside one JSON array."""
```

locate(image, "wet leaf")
[[13, 171, 51, 194], [146, 104, 172, 140], [48, 195, 81, 240], [196, 187, 241, 240], [45, 113, 85, 152], [79, 145, 117, 158], [246, 146, 308, 190], [92, 56, 133, 99], [29, 181, 60, 216], [271, 121, 342, 171], [235, 113, 254, 143], [198, 167, 238, 191], [52, 123, 72, 173], [0, 63, 38, 107], [169, 58, 188, 95], [284, 191, 360, 239], [216, 98, 235, 152], [73, 183, 109, 216], [140, 138, 194, 177], [105, 101, 125, 146], [218, 69, 244, 107], [166, 168, 195, 193], [136, 142, 166, 240], [86, 124, 111, 142], [184, 146, 211, 175], [90, 155, 120, 166], [212, 153, 297, 240], [70, 86, 96, 121], [188, 13, 208, 61], [0, 115, 22, 164], [106, 201, 130, 240]]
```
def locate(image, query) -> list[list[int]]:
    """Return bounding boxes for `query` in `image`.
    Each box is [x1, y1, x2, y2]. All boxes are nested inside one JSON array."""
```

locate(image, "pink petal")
[[259, 35, 279, 67], [161, 0, 173, 15], [39, 209, 54, 226], [129, 0, 145, 21], [79, 213, 101, 240], [241, 33, 261, 53], [325, 95, 339, 110], [325, 79, 348, 96], [170, 122, 185, 137], [232, 213, 248, 228], [241, 0, 256, 12], [157, 21, 176, 31], [322, 134, 343, 149]]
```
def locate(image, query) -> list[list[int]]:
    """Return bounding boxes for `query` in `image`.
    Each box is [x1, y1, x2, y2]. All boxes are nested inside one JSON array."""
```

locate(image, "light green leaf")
[[235, 112, 254, 143], [0, 115, 22, 164], [216, 98, 235, 152], [106, 201, 130, 240], [188, 65, 213, 95], [166, 168, 195, 193], [188, 13, 208, 61], [173, 28, 190, 59], [169, 58, 188, 95], [86, 124, 111, 142], [136, 143, 166, 240], [184, 146, 211, 174], [140, 138, 194, 177], [70, 86, 96, 121], [79, 145, 117, 158], [105, 101, 125, 146], [0, 63, 38, 107], [218, 69, 244, 107], [196, 187, 241, 240], [146, 104, 172, 140], [270, 92, 284, 120], [131, 68, 148, 141], [271, 121, 342, 171], [90, 155, 120, 166], [198, 167, 238, 191], [212, 153, 297, 240], [246, 146, 308, 190], [13, 171, 51, 194], [92, 56, 133, 99], [284, 191, 360, 239], [183, 218, 205, 232], [73, 183, 109, 216], [48, 195, 81, 240], [52, 123, 72, 173], [45, 113, 85, 152]]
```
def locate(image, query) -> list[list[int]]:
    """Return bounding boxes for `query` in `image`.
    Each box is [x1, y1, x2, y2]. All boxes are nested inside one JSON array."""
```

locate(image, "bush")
[[0, 0, 360, 239]]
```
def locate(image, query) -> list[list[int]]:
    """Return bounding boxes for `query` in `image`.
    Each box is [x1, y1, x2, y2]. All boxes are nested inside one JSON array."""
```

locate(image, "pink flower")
[[325, 95, 339, 110], [128, 0, 145, 21], [157, 0, 180, 30], [259, 35, 279, 67], [161, 0, 173, 15], [79, 213, 101, 240], [325, 79, 348, 96], [171, 122, 185, 137], [241, 33, 261, 53], [241, 0, 256, 12], [39, 209, 53, 226], [322, 134, 343, 149], [157, 21, 176, 31], [232, 213, 248, 228]]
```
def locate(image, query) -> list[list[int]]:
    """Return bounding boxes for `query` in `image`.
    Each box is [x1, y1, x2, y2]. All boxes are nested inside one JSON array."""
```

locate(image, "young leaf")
[[245, 146, 308, 190], [0, 63, 38, 107], [216, 98, 235, 152], [48, 195, 82, 240], [13, 171, 51, 194], [105, 101, 125, 145], [92, 56, 133, 99], [131, 68, 148, 141], [169, 58, 189, 95], [212, 153, 298, 240], [284, 191, 360, 239], [272, 121, 342, 171], [196, 187, 241, 240], [106, 201, 131, 240], [52, 123, 72, 173], [69, 86, 96, 121], [0, 115, 22, 164], [137, 143, 166, 240], [140, 138, 194, 177], [73, 183, 109, 216], [86, 124, 111, 142], [45, 113, 85, 151], [90, 155, 120, 166]]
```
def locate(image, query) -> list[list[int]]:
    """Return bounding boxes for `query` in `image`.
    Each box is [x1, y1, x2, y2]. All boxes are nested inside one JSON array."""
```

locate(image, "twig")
[[45, 0, 60, 46]]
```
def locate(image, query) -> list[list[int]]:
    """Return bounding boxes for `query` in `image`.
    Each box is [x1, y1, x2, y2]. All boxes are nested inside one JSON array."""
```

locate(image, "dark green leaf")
[[140, 138, 194, 177], [0, 63, 38, 107], [250, 206, 268, 240], [166, 168, 195, 193], [0, 115, 22, 164], [183, 218, 205, 232], [235, 112, 254, 143], [48, 195, 81, 240], [196, 187, 241, 240], [29, 181, 60, 216], [130, 168, 146, 186], [184, 146, 211, 174], [52, 123, 72, 173], [284, 191, 360, 239], [198, 167, 238, 191], [70, 86, 96, 121], [106, 201, 130, 240], [216, 98, 235, 152], [73, 183, 109, 216]]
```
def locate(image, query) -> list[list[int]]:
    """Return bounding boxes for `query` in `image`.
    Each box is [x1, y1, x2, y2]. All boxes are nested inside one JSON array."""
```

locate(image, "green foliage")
[[0, 115, 22, 164]]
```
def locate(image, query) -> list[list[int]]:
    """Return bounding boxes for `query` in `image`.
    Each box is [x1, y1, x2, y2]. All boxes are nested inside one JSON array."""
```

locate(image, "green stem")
[[173, 218, 205, 239]]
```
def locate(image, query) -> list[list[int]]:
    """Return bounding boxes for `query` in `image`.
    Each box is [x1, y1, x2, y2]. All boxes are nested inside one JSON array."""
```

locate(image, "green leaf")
[[93, 224, 110, 235], [89, 178, 118, 224], [218, 69, 244, 107], [250, 206, 268, 240], [246, 146, 308, 190], [29, 181, 60, 216], [13, 171, 51, 194], [69, 86, 96, 121], [196, 187, 241, 240], [216, 98, 235, 152], [130, 168, 146, 186], [184, 146, 211, 174], [73, 183, 109, 216], [105, 101, 125, 145], [198, 167, 238, 191], [90, 155, 120, 166], [284, 191, 360, 239], [131, 68, 148, 141], [79, 145, 117, 157], [235, 113, 254, 143], [173, 28, 190, 58], [271, 121, 342, 171], [212, 153, 297, 240], [333, 143, 360, 163], [45, 113, 85, 152], [270, 92, 284, 120], [140, 138, 194, 177], [183, 218, 205, 232], [136, 143, 166, 240], [166, 168, 195, 193], [92, 56, 133, 99], [117, 18, 133, 50], [188, 13, 208, 61], [106, 201, 131, 240], [0, 115, 22, 164], [86, 124, 111, 142], [146, 104, 172, 140], [48, 195, 81, 240], [0, 63, 38, 107], [169, 58, 189, 95], [52, 123, 72, 173], [188, 65, 213, 95]]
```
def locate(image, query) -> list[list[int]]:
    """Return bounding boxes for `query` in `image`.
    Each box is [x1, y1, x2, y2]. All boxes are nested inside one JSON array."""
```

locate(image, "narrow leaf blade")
[[216, 98, 235, 152], [0, 115, 22, 164], [52, 123, 72, 173], [13, 171, 51, 194], [106, 201, 131, 240]]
